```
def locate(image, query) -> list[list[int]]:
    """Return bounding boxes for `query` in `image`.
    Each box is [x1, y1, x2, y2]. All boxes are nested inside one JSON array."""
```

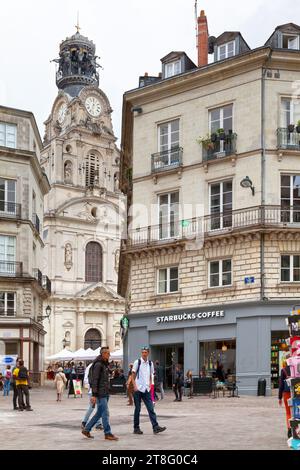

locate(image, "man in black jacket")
[[82, 347, 118, 441]]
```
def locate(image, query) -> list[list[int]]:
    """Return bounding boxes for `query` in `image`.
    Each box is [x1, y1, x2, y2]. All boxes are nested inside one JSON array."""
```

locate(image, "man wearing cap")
[[132, 347, 166, 435]]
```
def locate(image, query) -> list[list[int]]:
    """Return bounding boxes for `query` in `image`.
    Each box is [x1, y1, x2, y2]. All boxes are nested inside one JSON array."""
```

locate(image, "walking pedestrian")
[[54, 367, 67, 401], [279, 356, 292, 438], [81, 347, 118, 441], [185, 370, 193, 398], [13, 360, 33, 411], [3, 365, 12, 396], [154, 360, 164, 400], [126, 363, 134, 406], [81, 363, 103, 431], [132, 346, 166, 435], [63, 363, 71, 389], [12, 360, 19, 410], [173, 364, 184, 401], [76, 362, 85, 387]]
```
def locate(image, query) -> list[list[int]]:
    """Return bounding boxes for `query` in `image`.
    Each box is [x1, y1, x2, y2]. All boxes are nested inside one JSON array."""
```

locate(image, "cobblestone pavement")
[[0, 384, 288, 450]]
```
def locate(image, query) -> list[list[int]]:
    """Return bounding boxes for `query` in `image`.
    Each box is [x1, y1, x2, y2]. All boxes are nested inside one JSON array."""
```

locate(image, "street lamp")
[[240, 176, 255, 196], [37, 305, 51, 322]]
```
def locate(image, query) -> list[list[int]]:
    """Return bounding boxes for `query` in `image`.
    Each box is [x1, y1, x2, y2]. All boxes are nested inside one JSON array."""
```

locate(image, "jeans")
[[85, 396, 111, 435], [173, 383, 183, 400], [83, 400, 102, 427], [3, 379, 11, 396], [13, 383, 19, 408], [133, 390, 159, 430], [158, 382, 164, 399], [17, 384, 31, 409]]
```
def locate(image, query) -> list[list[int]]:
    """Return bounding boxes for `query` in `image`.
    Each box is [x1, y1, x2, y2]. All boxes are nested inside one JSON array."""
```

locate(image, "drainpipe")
[[260, 50, 272, 301]]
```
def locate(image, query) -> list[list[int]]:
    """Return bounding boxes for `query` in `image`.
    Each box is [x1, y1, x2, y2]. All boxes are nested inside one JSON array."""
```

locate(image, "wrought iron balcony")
[[0, 202, 21, 219], [32, 213, 40, 233], [0, 261, 23, 277], [42, 275, 51, 294], [202, 133, 237, 162], [151, 147, 183, 173], [125, 205, 300, 249], [33, 268, 43, 287], [277, 127, 300, 150]]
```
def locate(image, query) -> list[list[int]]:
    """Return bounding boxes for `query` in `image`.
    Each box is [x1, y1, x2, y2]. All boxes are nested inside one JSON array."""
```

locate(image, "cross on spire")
[[75, 11, 81, 33]]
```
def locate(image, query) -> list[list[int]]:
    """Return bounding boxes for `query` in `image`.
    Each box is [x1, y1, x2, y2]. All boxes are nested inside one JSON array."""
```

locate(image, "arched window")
[[115, 332, 121, 349], [84, 328, 102, 350], [85, 241, 102, 282], [85, 152, 100, 187]]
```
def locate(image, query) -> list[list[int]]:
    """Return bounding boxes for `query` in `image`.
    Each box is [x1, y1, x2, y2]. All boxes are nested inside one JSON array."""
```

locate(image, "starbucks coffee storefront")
[[123, 301, 290, 396]]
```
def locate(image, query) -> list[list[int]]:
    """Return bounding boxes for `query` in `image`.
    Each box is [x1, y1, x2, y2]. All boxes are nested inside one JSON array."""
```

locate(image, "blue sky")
[[0, 0, 299, 142]]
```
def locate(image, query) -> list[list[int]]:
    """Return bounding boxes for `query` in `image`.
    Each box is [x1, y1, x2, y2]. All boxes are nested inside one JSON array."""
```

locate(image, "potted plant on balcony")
[[296, 121, 300, 133], [217, 128, 226, 140], [197, 134, 215, 150], [288, 123, 295, 133]]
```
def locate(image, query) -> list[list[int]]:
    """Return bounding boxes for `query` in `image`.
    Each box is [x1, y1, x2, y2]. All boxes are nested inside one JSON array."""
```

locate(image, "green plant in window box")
[[217, 128, 225, 140], [197, 134, 215, 150], [296, 120, 300, 133]]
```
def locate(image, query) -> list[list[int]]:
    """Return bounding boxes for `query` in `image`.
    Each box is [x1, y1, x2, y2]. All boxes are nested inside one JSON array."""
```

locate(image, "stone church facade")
[[41, 29, 125, 358]]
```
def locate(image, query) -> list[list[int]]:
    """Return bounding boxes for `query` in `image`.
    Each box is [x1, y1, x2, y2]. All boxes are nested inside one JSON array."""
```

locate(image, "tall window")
[[85, 153, 100, 187], [209, 259, 232, 288], [209, 180, 232, 230], [0, 235, 16, 275], [281, 255, 300, 282], [158, 191, 179, 239], [281, 175, 300, 223], [217, 41, 235, 60], [0, 122, 17, 148], [281, 98, 300, 127], [0, 178, 16, 215], [85, 242, 102, 282], [165, 60, 181, 78], [209, 105, 233, 134], [0, 292, 16, 316], [157, 267, 179, 294]]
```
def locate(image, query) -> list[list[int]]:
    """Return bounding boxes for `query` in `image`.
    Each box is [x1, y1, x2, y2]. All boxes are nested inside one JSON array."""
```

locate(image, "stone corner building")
[[0, 105, 51, 383], [119, 13, 300, 395], [42, 29, 124, 357]]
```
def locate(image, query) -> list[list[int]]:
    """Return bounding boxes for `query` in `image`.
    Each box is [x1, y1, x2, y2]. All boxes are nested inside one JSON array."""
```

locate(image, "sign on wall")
[[156, 310, 225, 324]]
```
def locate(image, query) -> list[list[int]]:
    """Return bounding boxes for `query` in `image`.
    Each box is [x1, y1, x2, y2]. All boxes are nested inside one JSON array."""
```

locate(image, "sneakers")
[[133, 428, 143, 435], [153, 426, 166, 434], [82, 429, 94, 439], [105, 433, 119, 441], [96, 424, 103, 430], [25, 407, 33, 411]]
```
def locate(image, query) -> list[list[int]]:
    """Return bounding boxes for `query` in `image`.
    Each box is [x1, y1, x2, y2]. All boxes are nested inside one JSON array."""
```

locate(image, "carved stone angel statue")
[[64, 243, 73, 270]]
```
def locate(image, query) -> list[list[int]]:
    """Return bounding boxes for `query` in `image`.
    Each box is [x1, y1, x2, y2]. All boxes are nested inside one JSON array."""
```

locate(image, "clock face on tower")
[[85, 96, 101, 117], [57, 103, 67, 123]]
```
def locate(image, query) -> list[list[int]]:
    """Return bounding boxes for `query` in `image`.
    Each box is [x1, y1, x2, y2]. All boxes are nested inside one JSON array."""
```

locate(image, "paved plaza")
[[0, 384, 289, 450]]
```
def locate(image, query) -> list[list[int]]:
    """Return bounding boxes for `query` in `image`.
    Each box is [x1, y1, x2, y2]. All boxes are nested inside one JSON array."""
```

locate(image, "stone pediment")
[[76, 282, 123, 303]]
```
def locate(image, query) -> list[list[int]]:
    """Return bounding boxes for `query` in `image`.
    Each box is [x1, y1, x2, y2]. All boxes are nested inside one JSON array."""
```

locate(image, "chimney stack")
[[197, 10, 208, 67]]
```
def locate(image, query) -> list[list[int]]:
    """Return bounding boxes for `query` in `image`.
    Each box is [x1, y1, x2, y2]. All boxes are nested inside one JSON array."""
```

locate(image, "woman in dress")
[[54, 367, 67, 402]]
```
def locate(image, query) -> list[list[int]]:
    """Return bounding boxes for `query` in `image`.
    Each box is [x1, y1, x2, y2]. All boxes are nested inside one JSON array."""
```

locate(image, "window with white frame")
[[282, 34, 300, 50], [0, 122, 17, 148], [209, 259, 232, 288], [217, 41, 235, 60], [165, 60, 181, 78], [281, 98, 300, 127], [0, 292, 16, 316], [280, 174, 300, 223], [158, 191, 179, 239], [0, 235, 16, 274], [281, 255, 300, 282], [0, 178, 16, 214], [209, 104, 233, 134], [157, 119, 180, 168], [157, 267, 179, 294], [209, 180, 232, 230]]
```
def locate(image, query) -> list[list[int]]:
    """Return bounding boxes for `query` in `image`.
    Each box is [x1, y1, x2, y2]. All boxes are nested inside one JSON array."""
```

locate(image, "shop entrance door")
[[164, 345, 184, 388]]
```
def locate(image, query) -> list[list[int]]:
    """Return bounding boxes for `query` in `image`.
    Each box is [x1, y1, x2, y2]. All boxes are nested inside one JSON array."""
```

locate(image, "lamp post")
[[240, 176, 255, 196], [37, 305, 51, 322]]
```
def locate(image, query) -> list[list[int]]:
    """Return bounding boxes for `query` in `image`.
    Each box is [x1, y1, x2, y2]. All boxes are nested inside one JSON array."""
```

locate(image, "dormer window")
[[165, 60, 181, 78], [218, 41, 235, 60], [282, 34, 299, 50]]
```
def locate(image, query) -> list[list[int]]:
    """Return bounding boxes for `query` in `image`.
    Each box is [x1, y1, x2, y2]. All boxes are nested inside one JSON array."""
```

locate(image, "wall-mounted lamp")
[[38, 304, 51, 322], [131, 106, 143, 114], [240, 176, 255, 196]]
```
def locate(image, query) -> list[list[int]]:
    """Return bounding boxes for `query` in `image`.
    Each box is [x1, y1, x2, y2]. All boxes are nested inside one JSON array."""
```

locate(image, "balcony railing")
[[0, 261, 23, 277], [277, 127, 300, 150], [151, 147, 183, 173], [42, 275, 51, 294], [0, 202, 21, 219], [33, 268, 43, 287], [32, 213, 40, 233], [125, 205, 300, 248], [202, 133, 237, 162], [0, 310, 16, 317]]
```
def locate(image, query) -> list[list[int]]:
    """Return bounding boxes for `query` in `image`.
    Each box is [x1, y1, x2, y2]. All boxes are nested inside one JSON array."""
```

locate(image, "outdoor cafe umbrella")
[[46, 349, 74, 361]]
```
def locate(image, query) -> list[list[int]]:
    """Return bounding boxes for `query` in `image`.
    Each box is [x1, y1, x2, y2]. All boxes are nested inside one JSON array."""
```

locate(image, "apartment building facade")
[[119, 15, 300, 395], [0, 106, 51, 384]]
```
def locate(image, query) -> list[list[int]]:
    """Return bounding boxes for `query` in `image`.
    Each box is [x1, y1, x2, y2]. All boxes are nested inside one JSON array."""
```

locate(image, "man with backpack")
[[13, 359, 33, 411], [81, 347, 118, 441], [132, 346, 166, 435]]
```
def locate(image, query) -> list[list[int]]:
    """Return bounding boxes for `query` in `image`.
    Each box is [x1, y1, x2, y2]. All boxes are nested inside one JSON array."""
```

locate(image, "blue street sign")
[[244, 276, 255, 284]]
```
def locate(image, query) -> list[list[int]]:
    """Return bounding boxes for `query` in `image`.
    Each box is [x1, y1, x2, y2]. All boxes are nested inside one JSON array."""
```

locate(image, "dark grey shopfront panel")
[[127, 326, 148, 365], [149, 329, 184, 345], [236, 316, 271, 396]]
